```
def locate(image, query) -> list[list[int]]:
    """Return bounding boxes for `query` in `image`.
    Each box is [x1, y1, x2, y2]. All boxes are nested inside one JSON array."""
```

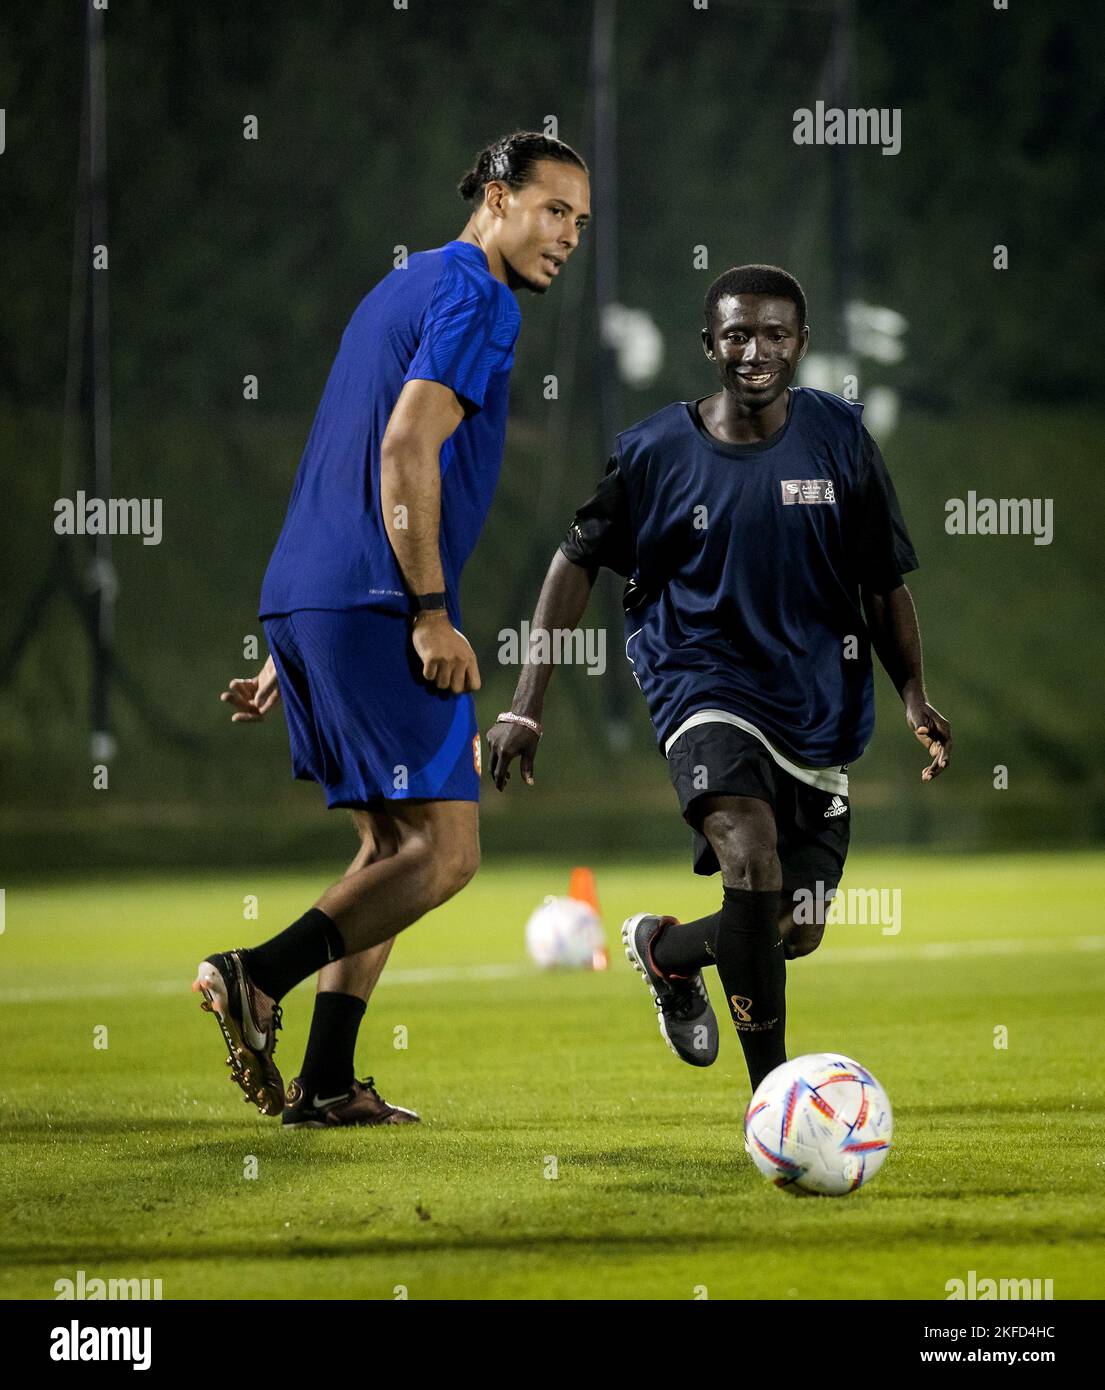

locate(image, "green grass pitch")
[[2, 852, 1103, 1300]]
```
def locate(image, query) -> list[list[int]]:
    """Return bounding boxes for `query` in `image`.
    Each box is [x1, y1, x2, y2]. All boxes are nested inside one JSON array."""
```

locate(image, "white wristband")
[[496, 711, 543, 738]]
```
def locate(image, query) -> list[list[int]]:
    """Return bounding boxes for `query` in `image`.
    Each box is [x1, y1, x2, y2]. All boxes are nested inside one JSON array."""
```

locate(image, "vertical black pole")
[[61, 36, 90, 503], [827, 0, 856, 360], [85, 1, 116, 763], [591, 0, 619, 449], [590, 0, 631, 749]]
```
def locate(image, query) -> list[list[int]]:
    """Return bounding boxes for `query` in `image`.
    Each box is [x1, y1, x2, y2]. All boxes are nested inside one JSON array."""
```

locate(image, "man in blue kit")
[[488, 264, 952, 1093], [194, 131, 590, 1125]]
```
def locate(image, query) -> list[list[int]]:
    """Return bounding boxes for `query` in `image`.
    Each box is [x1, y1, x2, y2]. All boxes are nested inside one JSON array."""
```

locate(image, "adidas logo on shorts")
[[824, 794, 848, 819]]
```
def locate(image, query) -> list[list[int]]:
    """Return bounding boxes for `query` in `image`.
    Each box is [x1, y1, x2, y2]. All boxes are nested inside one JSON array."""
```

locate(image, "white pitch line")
[[0, 961, 531, 1005], [0, 937, 1101, 1005], [812, 935, 1105, 965]]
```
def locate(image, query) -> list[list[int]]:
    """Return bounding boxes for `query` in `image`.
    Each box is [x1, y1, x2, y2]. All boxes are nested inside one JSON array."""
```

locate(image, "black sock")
[[298, 991, 365, 1098], [713, 887, 786, 1091], [244, 907, 345, 1003], [652, 912, 720, 977]]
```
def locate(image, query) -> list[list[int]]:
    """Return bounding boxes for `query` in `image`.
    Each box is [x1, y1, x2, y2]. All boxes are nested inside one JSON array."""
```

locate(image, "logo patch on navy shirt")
[[781, 479, 836, 505]]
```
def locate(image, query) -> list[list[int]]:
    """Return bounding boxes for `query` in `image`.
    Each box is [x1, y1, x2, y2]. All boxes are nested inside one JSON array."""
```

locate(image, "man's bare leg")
[[195, 797, 479, 1117], [290, 809, 403, 1113], [284, 802, 476, 1125], [315, 798, 480, 952], [315, 808, 401, 1001]]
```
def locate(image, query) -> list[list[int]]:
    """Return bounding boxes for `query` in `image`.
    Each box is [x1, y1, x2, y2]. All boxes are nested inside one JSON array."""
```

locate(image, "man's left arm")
[[855, 426, 951, 782], [862, 582, 951, 782]]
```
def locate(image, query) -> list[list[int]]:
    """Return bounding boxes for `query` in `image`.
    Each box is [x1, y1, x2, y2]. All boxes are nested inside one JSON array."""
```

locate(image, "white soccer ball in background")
[[743, 1053, 893, 1196], [525, 895, 604, 970]]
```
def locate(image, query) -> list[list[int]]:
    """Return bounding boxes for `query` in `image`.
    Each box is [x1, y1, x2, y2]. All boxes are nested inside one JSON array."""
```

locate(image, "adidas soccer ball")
[[525, 895, 604, 969], [743, 1053, 893, 1196]]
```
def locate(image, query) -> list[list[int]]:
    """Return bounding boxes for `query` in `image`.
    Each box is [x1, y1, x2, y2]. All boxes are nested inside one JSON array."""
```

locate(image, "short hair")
[[457, 130, 589, 204], [703, 264, 807, 333]]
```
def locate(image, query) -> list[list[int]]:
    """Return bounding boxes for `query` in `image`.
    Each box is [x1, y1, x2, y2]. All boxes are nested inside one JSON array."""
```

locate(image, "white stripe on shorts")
[[663, 709, 850, 797]]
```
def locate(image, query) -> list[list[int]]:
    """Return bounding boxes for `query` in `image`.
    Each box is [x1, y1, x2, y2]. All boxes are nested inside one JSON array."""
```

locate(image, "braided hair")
[[457, 130, 588, 204]]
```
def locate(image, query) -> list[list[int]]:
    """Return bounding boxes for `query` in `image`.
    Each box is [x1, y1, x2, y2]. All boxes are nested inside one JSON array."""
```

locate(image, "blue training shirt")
[[260, 240, 521, 620], [560, 387, 919, 767]]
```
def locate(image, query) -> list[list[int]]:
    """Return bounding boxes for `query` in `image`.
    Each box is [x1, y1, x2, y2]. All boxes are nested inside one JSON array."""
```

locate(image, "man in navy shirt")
[[193, 132, 591, 1125], [488, 264, 951, 1094]]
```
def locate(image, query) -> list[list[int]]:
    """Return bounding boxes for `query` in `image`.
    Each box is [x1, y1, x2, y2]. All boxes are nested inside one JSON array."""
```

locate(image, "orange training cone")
[[569, 866, 608, 971]]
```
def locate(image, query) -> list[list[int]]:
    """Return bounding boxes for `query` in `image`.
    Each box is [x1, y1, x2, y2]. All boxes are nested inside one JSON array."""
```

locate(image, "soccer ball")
[[743, 1053, 893, 1196], [525, 895, 604, 969]]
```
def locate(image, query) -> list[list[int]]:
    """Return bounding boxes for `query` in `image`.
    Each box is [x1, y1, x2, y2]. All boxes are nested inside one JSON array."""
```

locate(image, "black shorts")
[[666, 721, 850, 892]]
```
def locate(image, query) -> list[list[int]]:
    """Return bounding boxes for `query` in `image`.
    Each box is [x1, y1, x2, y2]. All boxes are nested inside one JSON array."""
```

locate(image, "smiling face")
[[492, 159, 591, 294], [702, 293, 809, 410]]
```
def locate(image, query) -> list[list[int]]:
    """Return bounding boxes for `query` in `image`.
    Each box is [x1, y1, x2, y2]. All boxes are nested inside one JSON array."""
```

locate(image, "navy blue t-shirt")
[[560, 387, 918, 766], [260, 241, 521, 620]]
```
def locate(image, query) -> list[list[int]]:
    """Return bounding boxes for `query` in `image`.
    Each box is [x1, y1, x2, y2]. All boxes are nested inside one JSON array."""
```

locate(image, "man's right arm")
[[488, 460, 634, 790], [510, 551, 598, 722], [487, 552, 597, 790]]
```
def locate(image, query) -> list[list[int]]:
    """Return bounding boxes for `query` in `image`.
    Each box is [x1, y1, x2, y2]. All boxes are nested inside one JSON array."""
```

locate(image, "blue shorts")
[[262, 608, 481, 809]]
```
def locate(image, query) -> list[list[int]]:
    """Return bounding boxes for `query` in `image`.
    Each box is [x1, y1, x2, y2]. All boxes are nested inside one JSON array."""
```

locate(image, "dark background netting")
[[1, 0, 1101, 869]]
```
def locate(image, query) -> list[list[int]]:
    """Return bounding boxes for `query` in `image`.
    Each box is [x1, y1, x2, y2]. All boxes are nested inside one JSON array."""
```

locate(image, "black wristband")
[[413, 591, 448, 613]]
